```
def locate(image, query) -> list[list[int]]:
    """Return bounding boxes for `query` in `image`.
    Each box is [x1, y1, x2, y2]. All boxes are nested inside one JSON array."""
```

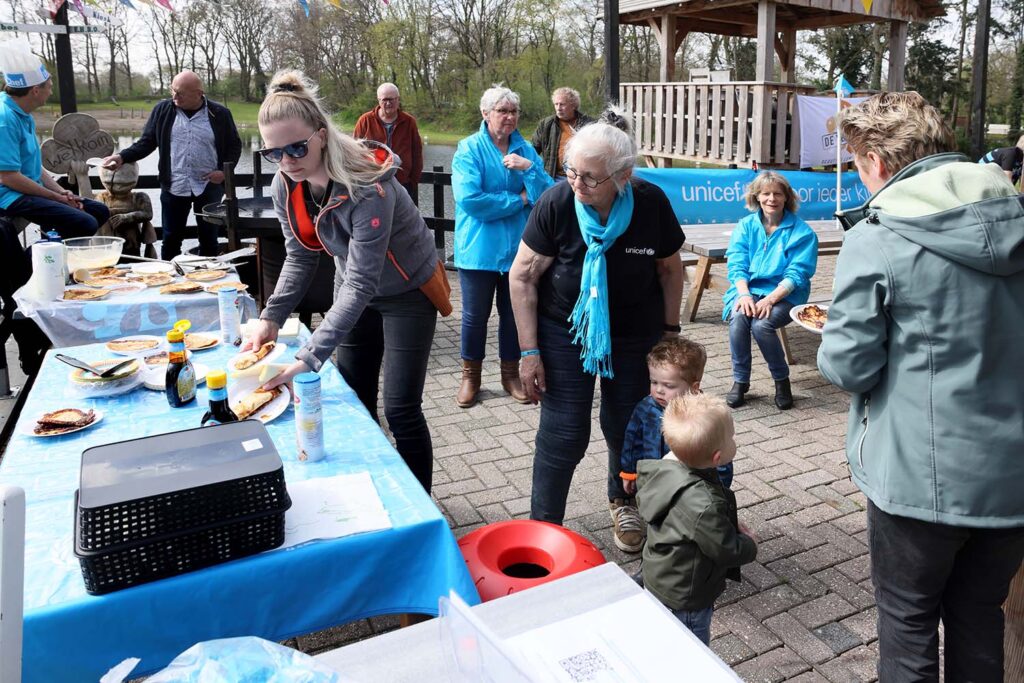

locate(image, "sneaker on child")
[[610, 498, 645, 552]]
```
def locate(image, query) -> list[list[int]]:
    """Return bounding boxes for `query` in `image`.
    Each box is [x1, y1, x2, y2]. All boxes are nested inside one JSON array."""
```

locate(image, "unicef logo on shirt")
[[623, 246, 656, 256]]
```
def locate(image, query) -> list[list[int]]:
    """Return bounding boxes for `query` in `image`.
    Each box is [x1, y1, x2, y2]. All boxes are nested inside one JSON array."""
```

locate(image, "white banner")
[[796, 95, 867, 168]]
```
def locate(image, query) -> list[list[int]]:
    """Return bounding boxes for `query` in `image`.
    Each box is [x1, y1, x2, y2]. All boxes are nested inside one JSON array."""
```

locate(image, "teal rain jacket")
[[818, 153, 1024, 528], [452, 121, 553, 272], [721, 209, 819, 320]]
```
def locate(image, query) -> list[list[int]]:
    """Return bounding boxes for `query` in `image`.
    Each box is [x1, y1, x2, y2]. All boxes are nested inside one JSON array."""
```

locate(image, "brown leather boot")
[[456, 359, 482, 408], [500, 360, 530, 404]]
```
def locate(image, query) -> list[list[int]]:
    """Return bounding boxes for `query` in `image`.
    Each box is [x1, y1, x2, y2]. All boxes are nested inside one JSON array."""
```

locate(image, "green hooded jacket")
[[819, 153, 1024, 528], [636, 458, 758, 611]]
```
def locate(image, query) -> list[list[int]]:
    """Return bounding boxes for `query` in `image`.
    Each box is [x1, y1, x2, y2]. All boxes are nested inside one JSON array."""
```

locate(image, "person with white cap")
[[0, 45, 109, 239]]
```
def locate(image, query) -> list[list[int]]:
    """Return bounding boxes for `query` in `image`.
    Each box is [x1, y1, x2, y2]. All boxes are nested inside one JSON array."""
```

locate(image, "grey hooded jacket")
[[261, 151, 437, 371], [819, 153, 1024, 528]]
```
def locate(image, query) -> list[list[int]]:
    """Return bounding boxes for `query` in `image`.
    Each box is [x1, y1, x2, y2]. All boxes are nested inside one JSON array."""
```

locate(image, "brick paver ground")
[[1, 251, 882, 681], [286, 253, 885, 682]]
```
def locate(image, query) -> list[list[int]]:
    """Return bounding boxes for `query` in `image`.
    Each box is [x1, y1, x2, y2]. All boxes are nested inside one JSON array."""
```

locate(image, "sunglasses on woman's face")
[[257, 130, 321, 164]]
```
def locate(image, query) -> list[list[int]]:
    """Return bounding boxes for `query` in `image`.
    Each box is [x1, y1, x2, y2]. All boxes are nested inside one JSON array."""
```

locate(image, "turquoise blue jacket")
[[721, 209, 819, 320], [0, 92, 42, 210], [452, 121, 553, 271], [819, 153, 1024, 528]]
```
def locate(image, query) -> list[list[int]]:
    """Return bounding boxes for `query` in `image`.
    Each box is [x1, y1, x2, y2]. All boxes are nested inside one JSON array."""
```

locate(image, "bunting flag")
[[297, 0, 310, 15], [326, 0, 342, 6], [154, 0, 174, 10], [69, 0, 85, 14], [834, 74, 855, 98], [118, 0, 136, 7]]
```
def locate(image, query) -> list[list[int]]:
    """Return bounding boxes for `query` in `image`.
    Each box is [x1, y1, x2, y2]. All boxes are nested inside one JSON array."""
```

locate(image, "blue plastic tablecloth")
[[0, 334, 479, 681]]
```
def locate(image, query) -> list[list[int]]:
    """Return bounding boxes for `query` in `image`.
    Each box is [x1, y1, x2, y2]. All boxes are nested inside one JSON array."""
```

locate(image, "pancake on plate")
[[184, 333, 219, 351], [131, 273, 174, 287], [232, 341, 275, 370], [160, 281, 204, 295], [205, 281, 248, 293], [34, 408, 96, 435], [184, 269, 227, 282], [69, 359, 140, 384], [144, 351, 170, 366], [231, 386, 282, 420], [64, 288, 110, 301], [106, 337, 160, 353], [83, 277, 128, 288], [89, 267, 124, 278]]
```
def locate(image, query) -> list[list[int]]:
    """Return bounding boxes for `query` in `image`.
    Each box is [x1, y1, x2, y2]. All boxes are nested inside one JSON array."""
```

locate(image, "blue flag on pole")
[[119, 0, 135, 8], [834, 74, 855, 98]]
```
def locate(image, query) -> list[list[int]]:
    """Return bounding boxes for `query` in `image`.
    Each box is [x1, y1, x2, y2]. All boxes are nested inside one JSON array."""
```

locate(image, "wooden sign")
[[41, 113, 115, 175]]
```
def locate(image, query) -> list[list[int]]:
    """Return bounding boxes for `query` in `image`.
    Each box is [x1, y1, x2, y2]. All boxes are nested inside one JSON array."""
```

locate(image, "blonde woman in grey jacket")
[[246, 71, 447, 492], [820, 92, 1024, 682]]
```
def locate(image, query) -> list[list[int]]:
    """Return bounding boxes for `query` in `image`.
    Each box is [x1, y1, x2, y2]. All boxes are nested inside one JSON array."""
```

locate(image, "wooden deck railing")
[[620, 81, 818, 169]]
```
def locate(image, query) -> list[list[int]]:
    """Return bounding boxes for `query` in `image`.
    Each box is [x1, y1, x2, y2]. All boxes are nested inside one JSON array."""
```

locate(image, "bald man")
[[354, 83, 423, 203], [102, 70, 242, 259]]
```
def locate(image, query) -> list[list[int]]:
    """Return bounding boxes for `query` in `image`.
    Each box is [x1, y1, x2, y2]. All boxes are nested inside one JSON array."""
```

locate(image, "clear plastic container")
[[64, 236, 124, 272]]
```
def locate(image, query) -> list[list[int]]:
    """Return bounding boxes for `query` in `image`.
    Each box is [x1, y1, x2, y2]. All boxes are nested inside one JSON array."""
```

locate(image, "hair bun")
[[268, 71, 310, 96], [274, 82, 298, 93]]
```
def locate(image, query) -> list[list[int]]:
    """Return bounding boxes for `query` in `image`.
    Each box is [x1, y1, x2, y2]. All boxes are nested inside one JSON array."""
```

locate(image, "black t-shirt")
[[522, 179, 685, 339], [986, 146, 1024, 183]]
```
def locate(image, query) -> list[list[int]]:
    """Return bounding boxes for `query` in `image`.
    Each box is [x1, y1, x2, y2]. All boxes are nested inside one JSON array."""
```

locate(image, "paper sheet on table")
[[282, 472, 392, 548], [505, 593, 741, 682]]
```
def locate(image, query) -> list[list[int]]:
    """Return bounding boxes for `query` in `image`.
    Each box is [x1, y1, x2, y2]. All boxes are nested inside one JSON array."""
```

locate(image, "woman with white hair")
[[451, 85, 553, 408], [246, 70, 450, 493], [509, 114, 684, 552]]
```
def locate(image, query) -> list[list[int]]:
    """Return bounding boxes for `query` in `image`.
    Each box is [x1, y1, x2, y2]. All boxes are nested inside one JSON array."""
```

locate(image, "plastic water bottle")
[[217, 287, 242, 346], [293, 372, 325, 463], [45, 230, 69, 284]]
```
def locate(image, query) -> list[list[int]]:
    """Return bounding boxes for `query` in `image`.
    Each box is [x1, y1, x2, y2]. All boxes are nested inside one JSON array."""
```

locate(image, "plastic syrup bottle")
[[201, 369, 239, 426], [165, 321, 197, 407]]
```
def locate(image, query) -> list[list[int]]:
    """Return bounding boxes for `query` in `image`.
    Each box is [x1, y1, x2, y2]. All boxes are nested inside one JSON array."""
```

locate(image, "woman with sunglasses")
[[509, 112, 685, 552], [450, 85, 553, 408], [247, 70, 448, 493]]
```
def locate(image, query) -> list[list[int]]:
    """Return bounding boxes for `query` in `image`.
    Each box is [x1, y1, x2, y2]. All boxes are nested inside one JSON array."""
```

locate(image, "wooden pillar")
[[1007, 563, 1024, 682], [604, 0, 620, 104], [751, 0, 776, 166], [648, 14, 679, 82], [777, 30, 797, 84], [970, 0, 991, 159], [888, 21, 908, 91]]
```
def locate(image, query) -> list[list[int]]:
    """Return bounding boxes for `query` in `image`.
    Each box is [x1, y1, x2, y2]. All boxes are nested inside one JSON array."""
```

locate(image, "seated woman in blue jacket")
[[451, 85, 553, 408], [722, 172, 817, 410]]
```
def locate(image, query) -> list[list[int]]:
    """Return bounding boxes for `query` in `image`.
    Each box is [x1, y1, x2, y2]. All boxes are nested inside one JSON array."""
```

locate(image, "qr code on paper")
[[559, 648, 612, 682]]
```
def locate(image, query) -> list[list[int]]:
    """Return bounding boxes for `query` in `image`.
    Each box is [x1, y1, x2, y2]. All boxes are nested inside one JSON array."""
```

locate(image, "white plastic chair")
[[0, 485, 24, 683]]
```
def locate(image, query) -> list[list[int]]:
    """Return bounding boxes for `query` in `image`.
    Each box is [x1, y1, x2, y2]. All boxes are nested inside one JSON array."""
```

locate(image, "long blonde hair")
[[259, 70, 386, 199]]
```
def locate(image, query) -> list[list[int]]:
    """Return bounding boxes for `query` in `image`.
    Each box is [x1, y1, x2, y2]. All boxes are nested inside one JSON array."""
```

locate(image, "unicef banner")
[[632, 167, 869, 225]]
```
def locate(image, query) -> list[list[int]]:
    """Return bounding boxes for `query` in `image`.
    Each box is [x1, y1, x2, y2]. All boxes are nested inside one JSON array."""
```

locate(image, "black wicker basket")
[[74, 421, 291, 595]]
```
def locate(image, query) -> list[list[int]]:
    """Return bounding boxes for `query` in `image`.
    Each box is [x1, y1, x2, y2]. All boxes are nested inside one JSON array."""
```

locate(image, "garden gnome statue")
[[96, 162, 156, 258]]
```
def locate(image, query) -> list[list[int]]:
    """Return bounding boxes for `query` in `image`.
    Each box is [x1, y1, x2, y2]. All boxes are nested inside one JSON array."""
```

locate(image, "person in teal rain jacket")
[[452, 85, 553, 408], [722, 172, 817, 411], [820, 92, 1024, 682]]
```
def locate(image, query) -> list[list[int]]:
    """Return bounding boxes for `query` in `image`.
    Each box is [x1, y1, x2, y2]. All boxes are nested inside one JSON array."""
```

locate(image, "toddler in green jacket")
[[636, 393, 758, 645]]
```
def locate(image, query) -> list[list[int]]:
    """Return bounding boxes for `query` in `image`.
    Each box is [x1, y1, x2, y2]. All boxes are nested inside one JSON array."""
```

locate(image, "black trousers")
[[868, 500, 1024, 682], [334, 288, 437, 493]]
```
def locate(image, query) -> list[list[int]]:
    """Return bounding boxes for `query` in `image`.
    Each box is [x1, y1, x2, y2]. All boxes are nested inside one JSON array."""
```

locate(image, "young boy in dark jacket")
[[636, 393, 757, 645]]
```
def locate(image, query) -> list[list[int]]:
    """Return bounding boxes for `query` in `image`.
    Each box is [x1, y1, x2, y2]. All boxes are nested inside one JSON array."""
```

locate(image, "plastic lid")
[[294, 372, 320, 385], [173, 319, 192, 333], [206, 369, 227, 389], [166, 328, 184, 342]]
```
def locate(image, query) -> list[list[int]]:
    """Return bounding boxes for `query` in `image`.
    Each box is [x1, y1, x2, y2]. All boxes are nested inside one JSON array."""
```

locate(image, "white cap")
[[0, 44, 50, 89]]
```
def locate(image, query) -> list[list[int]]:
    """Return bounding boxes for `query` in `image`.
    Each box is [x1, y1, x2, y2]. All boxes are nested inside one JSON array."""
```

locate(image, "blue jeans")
[[335, 288, 437, 493], [160, 184, 225, 260], [727, 294, 794, 382], [458, 268, 519, 361], [530, 315, 660, 524], [0, 194, 109, 240], [672, 606, 714, 645]]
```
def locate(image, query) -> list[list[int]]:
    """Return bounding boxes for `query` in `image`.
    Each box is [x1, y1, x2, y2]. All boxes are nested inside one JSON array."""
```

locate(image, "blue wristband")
[[520, 349, 540, 358]]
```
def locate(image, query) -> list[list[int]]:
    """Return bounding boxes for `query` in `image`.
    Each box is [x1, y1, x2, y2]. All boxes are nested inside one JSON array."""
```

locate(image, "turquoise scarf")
[[569, 183, 634, 378]]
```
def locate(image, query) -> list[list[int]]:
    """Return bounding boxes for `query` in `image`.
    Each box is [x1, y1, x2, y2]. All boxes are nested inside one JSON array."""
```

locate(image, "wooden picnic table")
[[680, 219, 843, 322]]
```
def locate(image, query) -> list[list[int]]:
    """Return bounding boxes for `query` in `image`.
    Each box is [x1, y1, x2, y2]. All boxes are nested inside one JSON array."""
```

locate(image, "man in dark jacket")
[[101, 70, 242, 259], [531, 87, 593, 179]]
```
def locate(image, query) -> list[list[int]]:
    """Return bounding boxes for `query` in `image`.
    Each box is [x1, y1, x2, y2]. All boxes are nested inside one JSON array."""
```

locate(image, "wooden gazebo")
[[618, 0, 944, 168]]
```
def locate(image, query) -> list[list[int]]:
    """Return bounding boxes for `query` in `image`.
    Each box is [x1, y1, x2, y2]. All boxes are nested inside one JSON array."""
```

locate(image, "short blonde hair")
[[745, 171, 799, 213], [837, 91, 955, 176], [552, 87, 580, 110], [662, 393, 733, 467], [648, 338, 706, 386]]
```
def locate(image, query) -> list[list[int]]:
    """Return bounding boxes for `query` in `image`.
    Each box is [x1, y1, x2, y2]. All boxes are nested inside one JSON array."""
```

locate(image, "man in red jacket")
[[353, 83, 424, 204]]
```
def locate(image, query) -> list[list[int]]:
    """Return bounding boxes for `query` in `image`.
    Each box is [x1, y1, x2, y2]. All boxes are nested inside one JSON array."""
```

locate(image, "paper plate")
[[105, 335, 164, 356], [22, 410, 104, 437], [227, 342, 286, 373], [790, 303, 829, 335], [228, 380, 291, 425], [130, 262, 176, 275]]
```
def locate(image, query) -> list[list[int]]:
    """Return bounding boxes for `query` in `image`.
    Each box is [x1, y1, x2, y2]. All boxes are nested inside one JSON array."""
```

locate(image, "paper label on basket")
[[241, 438, 263, 452], [281, 472, 391, 548]]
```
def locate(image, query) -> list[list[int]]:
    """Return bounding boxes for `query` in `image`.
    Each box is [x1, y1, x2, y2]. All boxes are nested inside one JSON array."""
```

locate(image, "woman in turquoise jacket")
[[452, 85, 553, 408], [722, 172, 817, 410]]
